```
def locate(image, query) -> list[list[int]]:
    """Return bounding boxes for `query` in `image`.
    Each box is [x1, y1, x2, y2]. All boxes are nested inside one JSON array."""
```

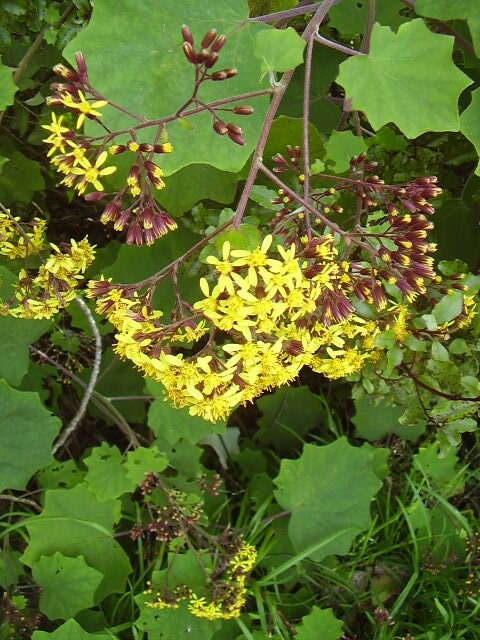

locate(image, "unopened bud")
[[205, 52, 219, 68], [52, 63, 77, 81], [210, 71, 228, 81], [195, 49, 209, 64], [233, 105, 253, 115], [225, 67, 237, 78], [181, 25, 194, 46], [182, 42, 196, 63], [201, 29, 217, 49], [84, 191, 106, 202], [228, 131, 245, 145], [226, 123, 242, 136], [213, 121, 228, 135], [74, 52, 88, 81], [211, 35, 226, 52]]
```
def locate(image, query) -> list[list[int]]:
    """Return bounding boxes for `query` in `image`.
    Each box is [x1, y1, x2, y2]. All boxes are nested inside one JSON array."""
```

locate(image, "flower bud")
[[84, 191, 106, 202], [228, 131, 245, 145], [74, 52, 88, 82], [182, 42, 196, 63], [213, 121, 228, 135], [195, 48, 209, 63], [204, 52, 219, 68], [233, 105, 254, 115], [201, 29, 217, 49], [225, 67, 238, 78], [153, 142, 173, 153], [114, 210, 131, 231], [52, 63, 78, 81], [181, 24, 194, 45], [211, 35, 226, 52], [210, 70, 228, 81], [226, 123, 242, 136]]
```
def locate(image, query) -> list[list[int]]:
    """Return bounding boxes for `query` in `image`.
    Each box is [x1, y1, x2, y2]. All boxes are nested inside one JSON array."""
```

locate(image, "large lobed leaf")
[[415, 0, 480, 56], [0, 381, 61, 492], [274, 438, 384, 560], [64, 0, 270, 175], [21, 485, 131, 601], [337, 20, 472, 138]]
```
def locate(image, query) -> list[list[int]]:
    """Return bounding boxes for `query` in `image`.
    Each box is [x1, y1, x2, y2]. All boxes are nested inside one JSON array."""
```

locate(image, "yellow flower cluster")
[[42, 112, 117, 195], [1, 237, 95, 319], [89, 235, 380, 421], [145, 543, 257, 621], [0, 212, 46, 259]]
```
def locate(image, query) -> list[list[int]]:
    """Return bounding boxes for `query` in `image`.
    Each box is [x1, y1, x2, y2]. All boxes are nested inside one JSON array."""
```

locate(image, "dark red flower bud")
[[201, 29, 217, 49], [225, 67, 238, 78], [211, 35, 226, 52], [226, 123, 242, 136], [195, 48, 209, 63], [213, 121, 228, 135], [210, 70, 228, 81], [233, 105, 254, 115], [204, 52, 219, 68], [228, 131, 245, 145], [84, 191, 106, 202], [74, 52, 88, 82], [52, 63, 78, 81], [181, 25, 194, 46], [182, 42, 196, 63]]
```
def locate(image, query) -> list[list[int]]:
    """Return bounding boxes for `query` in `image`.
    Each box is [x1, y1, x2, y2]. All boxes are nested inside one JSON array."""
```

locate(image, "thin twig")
[[249, 2, 325, 23], [52, 297, 102, 455], [0, 494, 41, 512], [303, 35, 315, 240], [233, 0, 339, 228], [400, 366, 480, 403], [30, 346, 140, 448], [314, 33, 364, 56]]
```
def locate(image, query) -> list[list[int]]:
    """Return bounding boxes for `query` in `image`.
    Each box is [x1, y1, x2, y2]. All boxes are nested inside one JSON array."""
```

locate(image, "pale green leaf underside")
[[254, 26, 305, 75], [0, 64, 16, 110], [337, 20, 472, 138]]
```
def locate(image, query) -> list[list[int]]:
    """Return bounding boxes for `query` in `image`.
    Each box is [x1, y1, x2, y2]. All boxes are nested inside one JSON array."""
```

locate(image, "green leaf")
[[136, 599, 220, 640], [295, 607, 344, 640], [415, 0, 480, 56], [263, 115, 324, 167], [434, 198, 480, 271], [147, 390, 225, 445], [102, 227, 200, 318], [337, 20, 471, 138], [256, 385, 325, 452], [431, 340, 449, 362], [156, 165, 239, 215], [32, 553, 103, 620], [125, 446, 168, 485], [0, 381, 60, 492], [0, 550, 23, 588], [32, 619, 116, 640], [37, 459, 85, 490], [323, 130, 367, 173], [0, 151, 44, 205], [460, 87, 480, 177], [249, 0, 296, 16], [414, 440, 464, 497], [329, 0, 408, 33], [64, 0, 270, 176], [0, 63, 16, 110], [352, 396, 425, 441], [84, 443, 132, 501], [21, 486, 131, 601], [274, 438, 383, 560], [432, 291, 464, 324], [0, 316, 50, 386], [254, 27, 305, 76]]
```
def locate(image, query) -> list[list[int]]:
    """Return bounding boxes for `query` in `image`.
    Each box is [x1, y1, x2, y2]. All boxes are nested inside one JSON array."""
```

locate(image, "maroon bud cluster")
[[180, 25, 251, 146], [48, 52, 89, 105], [272, 145, 302, 174]]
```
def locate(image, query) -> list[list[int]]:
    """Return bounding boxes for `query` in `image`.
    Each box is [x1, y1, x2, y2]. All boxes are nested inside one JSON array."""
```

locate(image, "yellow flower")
[[61, 90, 108, 128], [70, 151, 117, 193], [42, 113, 70, 156]]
